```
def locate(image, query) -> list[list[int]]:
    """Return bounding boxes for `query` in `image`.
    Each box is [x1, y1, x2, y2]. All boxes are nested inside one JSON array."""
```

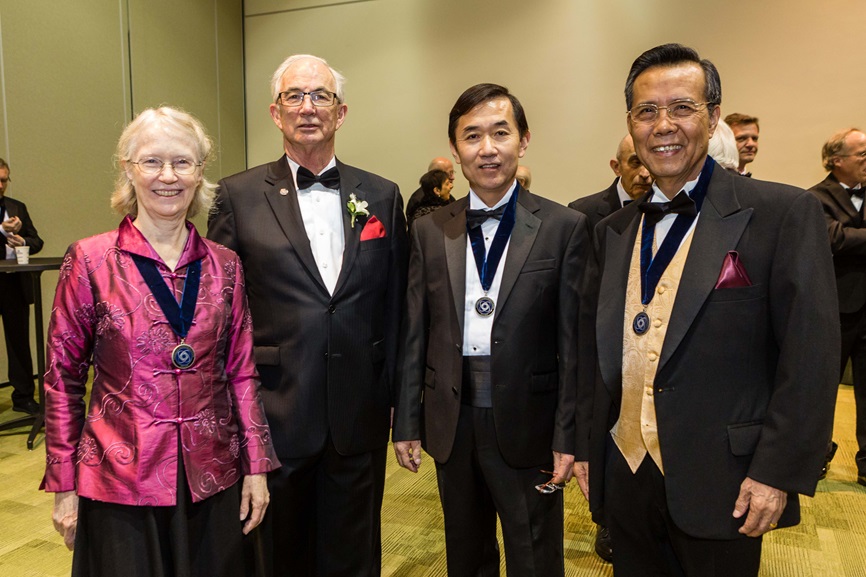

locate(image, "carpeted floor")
[[1, 384, 863, 576]]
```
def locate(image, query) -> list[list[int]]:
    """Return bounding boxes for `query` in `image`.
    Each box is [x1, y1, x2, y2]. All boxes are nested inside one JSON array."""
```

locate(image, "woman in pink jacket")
[[41, 107, 280, 577]]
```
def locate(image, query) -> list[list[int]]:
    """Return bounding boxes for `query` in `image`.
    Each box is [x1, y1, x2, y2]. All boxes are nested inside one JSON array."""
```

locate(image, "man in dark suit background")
[[0, 158, 43, 414], [393, 83, 594, 576], [575, 44, 838, 576], [809, 127, 866, 487], [567, 134, 651, 563], [208, 54, 407, 577], [570, 134, 652, 231]]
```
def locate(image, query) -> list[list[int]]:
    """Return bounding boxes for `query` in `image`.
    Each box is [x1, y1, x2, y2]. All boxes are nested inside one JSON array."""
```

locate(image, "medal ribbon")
[[131, 254, 201, 340], [467, 187, 519, 292], [639, 156, 715, 305]]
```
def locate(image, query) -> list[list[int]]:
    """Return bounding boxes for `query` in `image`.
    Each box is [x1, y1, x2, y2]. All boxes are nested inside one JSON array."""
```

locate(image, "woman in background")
[[41, 106, 279, 577]]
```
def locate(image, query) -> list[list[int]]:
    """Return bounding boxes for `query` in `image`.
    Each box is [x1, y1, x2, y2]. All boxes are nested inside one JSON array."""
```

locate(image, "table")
[[0, 257, 64, 448]]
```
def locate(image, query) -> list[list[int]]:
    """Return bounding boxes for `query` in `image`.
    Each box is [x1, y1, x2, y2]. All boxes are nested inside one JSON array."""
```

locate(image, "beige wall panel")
[[244, 0, 866, 205], [129, 0, 245, 229]]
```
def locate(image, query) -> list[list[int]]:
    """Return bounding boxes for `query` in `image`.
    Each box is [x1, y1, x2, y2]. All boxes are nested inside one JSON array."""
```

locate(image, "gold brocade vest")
[[611, 221, 695, 475]]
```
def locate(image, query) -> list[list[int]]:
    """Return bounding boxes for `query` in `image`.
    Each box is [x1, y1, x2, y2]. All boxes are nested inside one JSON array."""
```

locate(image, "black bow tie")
[[638, 192, 697, 227], [850, 187, 864, 199], [297, 166, 340, 190], [466, 205, 507, 229]]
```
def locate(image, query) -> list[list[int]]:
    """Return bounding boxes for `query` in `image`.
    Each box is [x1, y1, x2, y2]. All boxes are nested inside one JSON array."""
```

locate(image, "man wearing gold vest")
[[574, 43, 839, 576]]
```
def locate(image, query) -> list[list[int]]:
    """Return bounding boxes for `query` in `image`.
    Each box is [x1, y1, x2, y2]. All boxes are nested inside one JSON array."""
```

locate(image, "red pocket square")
[[360, 216, 386, 241], [715, 250, 752, 289]]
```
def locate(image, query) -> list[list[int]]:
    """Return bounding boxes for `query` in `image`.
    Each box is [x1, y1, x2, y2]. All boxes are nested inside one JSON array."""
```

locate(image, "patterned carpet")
[[0, 385, 863, 576]]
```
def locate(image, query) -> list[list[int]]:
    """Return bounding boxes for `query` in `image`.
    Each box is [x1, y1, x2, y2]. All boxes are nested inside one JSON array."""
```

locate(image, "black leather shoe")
[[819, 441, 838, 480], [594, 524, 613, 562], [12, 398, 39, 415]]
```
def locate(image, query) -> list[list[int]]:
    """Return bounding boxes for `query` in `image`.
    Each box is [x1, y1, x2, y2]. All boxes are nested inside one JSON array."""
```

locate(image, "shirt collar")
[[650, 174, 700, 204], [117, 215, 208, 268], [287, 155, 337, 192], [468, 180, 517, 210], [615, 178, 634, 207]]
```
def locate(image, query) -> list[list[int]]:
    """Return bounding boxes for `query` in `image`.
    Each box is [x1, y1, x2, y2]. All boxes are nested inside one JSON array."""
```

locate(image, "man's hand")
[[52, 491, 79, 550], [5, 233, 24, 248], [573, 461, 589, 501], [551, 451, 575, 485], [2, 216, 21, 234], [394, 440, 422, 473], [732, 476, 787, 537], [240, 473, 270, 535]]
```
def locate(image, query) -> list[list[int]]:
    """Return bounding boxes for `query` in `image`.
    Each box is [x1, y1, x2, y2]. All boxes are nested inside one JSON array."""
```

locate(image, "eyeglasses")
[[131, 158, 201, 176], [628, 99, 714, 124], [535, 470, 567, 495], [276, 90, 339, 107], [839, 150, 866, 159]]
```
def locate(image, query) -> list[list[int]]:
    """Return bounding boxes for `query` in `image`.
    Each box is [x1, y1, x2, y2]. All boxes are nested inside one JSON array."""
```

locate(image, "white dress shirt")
[[841, 182, 864, 213], [648, 174, 701, 252], [1, 205, 14, 259], [462, 181, 516, 356], [288, 157, 344, 294], [616, 179, 635, 207]]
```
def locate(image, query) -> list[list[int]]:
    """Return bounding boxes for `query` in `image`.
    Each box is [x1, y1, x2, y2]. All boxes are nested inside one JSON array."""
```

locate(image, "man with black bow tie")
[[0, 158, 43, 415], [809, 128, 866, 488], [208, 54, 407, 576], [393, 83, 595, 576], [576, 44, 838, 577]]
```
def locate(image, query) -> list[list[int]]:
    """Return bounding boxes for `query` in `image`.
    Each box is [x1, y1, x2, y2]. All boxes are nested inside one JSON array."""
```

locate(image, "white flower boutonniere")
[[347, 193, 370, 228]]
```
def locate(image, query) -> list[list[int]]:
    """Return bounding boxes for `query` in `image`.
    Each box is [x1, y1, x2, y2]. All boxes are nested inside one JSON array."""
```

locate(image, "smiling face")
[[628, 63, 719, 198], [449, 97, 530, 204], [269, 57, 347, 160], [124, 124, 202, 226]]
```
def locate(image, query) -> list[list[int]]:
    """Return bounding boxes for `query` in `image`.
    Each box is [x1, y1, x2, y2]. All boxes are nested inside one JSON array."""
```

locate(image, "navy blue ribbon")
[[131, 254, 201, 339], [639, 157, 715, 305], [467, 188, 519, 292]]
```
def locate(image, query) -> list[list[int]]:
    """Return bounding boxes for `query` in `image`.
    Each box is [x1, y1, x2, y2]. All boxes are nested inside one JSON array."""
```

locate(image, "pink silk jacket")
[[41, 217, 280, 505]]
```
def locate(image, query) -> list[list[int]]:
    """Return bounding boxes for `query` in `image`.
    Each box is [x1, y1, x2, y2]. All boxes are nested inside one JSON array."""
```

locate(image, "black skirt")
[[71, 452, 245, 577]]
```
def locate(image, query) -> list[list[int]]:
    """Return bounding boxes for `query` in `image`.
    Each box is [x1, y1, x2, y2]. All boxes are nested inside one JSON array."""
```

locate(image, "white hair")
[[270, 54, 346, 103], [708, 120, 740, 171]]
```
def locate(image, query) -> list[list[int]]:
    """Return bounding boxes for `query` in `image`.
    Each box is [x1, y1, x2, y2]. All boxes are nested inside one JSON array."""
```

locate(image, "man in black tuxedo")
[[208, 54, 407, 577], [575, 44, 839, 576], [570, 135, 652, 232], [567, 134, 651, 563], [405, 156, 455, 220], [0, 158, 43, 414], [393, 83, 595, 576], [809, 127, 866, 487]]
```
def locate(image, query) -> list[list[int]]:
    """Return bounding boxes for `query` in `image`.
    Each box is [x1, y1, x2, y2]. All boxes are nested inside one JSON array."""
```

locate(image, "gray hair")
[[708, 120, 740, 171], [270, 54, 346, 103]]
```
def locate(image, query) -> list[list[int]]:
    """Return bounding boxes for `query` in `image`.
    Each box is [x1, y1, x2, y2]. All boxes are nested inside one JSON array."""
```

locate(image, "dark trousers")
[[604, 438, 762, 577], [0, 273, 34, 404], [840, 306, 866, 475], [247, 436, 386, 577], [435, 404, 564, 577]]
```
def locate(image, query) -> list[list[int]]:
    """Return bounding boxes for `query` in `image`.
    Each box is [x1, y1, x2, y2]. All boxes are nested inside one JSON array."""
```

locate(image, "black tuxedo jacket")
[[588, 165, 839, 539], [393, 187, 595, 467], [809, 173, 866, 313], [568, 178, 623, 233], [2, 196, 44, 303], [207, 156, 408, 459]]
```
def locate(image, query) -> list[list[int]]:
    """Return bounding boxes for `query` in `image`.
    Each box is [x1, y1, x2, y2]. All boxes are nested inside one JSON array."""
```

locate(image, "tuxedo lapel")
[[262, 156, 329, 294], [495, 189, 540, 317], [659, 170, 752, 372], [333, 161, 362, 299], [597, 210, 639, 395], [824, 174, 861, 222], [444, 199, 468, 338]]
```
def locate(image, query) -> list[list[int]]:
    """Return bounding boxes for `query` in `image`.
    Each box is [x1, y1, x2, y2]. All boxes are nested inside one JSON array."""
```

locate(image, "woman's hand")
[[52, 491, 79, 550], [240, 474, 270, 535]]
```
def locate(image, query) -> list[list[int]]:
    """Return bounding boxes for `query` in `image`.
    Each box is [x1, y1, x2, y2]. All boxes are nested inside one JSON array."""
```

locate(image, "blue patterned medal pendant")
[[172, 342, 196, 369], [632, 311, 650, 335], [475, 296, 495, 317]]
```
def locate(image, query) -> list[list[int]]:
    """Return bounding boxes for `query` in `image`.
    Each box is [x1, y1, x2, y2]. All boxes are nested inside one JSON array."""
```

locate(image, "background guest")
[[406, 156, 456, 218], [407, 168, 455, 226], [0, 158, 43, 414], [42, 106, 278, 576], [725, 112, 760, 176], [708, 120, 741, 172]]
